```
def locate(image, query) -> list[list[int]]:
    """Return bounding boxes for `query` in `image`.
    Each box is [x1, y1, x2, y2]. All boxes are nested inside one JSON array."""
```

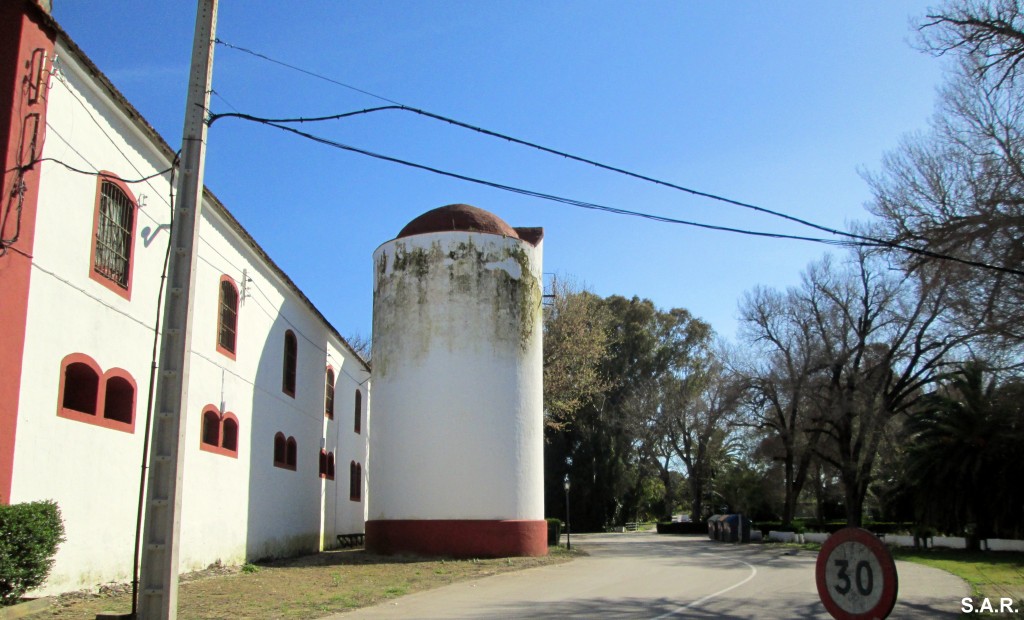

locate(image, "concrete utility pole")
[[137, 1, 218, 618]]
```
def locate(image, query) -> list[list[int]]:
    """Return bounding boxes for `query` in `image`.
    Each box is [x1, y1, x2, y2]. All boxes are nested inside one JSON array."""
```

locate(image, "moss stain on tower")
[[373, 234, 541, 379]]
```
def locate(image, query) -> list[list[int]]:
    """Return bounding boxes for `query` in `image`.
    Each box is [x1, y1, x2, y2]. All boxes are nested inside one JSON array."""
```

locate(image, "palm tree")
[[903, 362, 1008, 543]]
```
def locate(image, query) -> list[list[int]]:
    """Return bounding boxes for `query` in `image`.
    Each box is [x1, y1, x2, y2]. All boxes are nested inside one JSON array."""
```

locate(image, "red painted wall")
[[366, 519, 548, 558], [0, 0, 55, 504]]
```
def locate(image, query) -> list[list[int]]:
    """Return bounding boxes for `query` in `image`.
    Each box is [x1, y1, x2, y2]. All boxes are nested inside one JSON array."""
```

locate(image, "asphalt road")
[[333, 531, 969, 619]]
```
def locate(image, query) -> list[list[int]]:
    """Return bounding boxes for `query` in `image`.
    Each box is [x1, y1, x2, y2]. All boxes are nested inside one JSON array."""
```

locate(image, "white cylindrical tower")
[[366, 204, 545, 557]]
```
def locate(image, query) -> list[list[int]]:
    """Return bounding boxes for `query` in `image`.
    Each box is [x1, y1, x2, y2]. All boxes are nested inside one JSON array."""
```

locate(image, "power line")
[[210, 106, 855, 241], [229, 117, 849, 247], [211, 39, 868, 239], [211, 115, 1024, 277], [6, 157, 174, 184], [211, 40, 1024, 278], [215, 39, 402, 106]]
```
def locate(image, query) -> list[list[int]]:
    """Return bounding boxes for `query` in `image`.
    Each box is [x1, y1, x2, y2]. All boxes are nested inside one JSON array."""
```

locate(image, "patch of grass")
[[383, 585, 408, 597], [893, 548, 1024, 604], [240, 563, 260, 574], [45, 548, 576, 619]]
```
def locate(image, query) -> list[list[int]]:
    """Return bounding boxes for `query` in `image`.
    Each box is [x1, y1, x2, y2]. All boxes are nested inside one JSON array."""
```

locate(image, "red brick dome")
[[397, 204, 519, 240]]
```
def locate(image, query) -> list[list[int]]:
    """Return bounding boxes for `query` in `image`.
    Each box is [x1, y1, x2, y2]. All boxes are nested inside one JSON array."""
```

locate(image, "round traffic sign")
[[815, 527, 898, 619]]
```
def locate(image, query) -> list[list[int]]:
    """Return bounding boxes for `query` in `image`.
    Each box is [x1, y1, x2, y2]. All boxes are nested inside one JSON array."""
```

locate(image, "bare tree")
[[918, 0, 1024, 88], [799, 250, 970, 526], [345, 333, 372, 362], [866, 63, 1024, 350], [736, 286, 824, 526]]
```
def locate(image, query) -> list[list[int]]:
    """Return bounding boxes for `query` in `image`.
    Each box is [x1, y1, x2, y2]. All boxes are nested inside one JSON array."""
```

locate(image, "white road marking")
[[650, 555, 759, 619]]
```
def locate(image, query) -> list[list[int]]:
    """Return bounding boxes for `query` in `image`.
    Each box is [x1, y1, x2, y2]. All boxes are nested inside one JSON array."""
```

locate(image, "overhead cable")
[[211, 40, 1024, 278]]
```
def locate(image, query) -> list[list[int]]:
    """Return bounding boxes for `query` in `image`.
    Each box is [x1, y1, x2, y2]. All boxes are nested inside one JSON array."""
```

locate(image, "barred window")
[[94, 181, 134, 288], [217, 277, 239, 358], [325, 368, 335, 418], [282, 330, 297, 397], [354, 389, 362, 434]]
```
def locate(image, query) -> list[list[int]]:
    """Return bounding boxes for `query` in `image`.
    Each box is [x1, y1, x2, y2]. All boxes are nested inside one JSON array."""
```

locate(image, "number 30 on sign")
[[815, 527, 898, 620]]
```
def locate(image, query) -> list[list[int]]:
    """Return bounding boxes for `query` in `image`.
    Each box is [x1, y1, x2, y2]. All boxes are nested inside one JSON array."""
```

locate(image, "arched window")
[[349, 461, 362, 501], [273, 432, 296, 470], [222, 417, 238, 452], [286, 437, 298, 469], [90, 176, 138, 299], [199, 406, 238, 458], [282, 330, 297, 397], [324, 368, 335, 418], [62, 361, 99, 415], [217, 276, 239, 359], [201, 409, 220, 446], [103, 374, 135, 424], [57, 354, 135, 433], [354, 389, 362, 434], [273, 432, 286, 466]]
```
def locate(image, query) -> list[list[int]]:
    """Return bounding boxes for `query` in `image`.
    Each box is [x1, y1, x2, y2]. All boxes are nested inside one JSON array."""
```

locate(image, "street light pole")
[[563, 476, 571, 551]]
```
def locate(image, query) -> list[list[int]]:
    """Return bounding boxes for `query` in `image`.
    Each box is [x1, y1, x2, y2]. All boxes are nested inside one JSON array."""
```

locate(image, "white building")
[[1, 0, 370, 595]]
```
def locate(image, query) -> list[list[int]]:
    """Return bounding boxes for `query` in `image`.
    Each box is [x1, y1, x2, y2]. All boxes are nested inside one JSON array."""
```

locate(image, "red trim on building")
[[215, 275, 239, 360], [88, 173, 139, 300], [324, 365, 334, 419], [199, 404, 239, 458], [55, 353, 136, 434], [282, 330, 297, 397], [365, 519, 548, 558], [0, 0, 56, 504]]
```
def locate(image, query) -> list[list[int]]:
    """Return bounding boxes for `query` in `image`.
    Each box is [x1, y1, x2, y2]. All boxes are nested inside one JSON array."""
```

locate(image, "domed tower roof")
[[397, 204, 520, 240]]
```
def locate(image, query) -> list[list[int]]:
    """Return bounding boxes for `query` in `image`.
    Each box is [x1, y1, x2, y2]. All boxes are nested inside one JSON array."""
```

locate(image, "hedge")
[[752, 520, 914, 536], [0, 500, 66, 605], [656, 521, 707, 535]]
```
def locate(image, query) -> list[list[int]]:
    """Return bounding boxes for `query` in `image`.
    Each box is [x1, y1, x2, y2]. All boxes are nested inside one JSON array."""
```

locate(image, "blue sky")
[[51, 1, 948, 344]]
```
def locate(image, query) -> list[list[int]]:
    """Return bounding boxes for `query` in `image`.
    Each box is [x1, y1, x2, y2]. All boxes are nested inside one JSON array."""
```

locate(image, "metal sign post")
[[137, 1, 218, 618]]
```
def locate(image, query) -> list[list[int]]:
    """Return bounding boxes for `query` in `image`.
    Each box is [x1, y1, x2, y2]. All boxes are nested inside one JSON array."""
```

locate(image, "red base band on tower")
[[366, 519, 548, 558]]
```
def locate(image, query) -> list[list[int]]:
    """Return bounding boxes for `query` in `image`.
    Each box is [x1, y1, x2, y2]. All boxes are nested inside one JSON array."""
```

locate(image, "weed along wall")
[[367, 204, 547, 557]]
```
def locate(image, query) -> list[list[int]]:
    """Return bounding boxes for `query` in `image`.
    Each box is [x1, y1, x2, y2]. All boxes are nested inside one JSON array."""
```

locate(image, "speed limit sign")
[[815, 527, 898, 619]]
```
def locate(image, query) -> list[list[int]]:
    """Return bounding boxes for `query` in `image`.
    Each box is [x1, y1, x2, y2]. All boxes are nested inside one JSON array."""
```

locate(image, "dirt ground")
[[40, 546, 579, 619]]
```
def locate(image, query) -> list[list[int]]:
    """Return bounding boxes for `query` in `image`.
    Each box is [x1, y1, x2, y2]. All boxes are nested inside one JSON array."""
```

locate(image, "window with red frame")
[[349, 461, 362, 501], [274, 432, 297, 470], [325, 368, 335, 418], [354, 389, 362, 434], [90, 177, 137, 298], [217, 277, 239, 358], [57, 353, 136, 433], [282, 331, 297, 397], [199, 406, 239, 458], [318, 449, 336, 480]]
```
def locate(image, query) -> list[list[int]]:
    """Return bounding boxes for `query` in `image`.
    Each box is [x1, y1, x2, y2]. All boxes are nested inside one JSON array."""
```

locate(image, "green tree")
[[545, 295, 718, 531], [542, 278, 613, 428]]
